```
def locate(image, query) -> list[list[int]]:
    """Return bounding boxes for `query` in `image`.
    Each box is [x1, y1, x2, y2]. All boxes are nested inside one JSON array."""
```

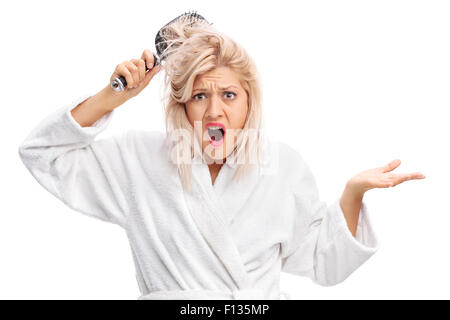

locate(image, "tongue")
[[208, 128, 223, 141]]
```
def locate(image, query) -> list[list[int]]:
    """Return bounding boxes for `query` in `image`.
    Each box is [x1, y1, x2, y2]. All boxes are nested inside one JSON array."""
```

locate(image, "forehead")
[[193, 66, 242, 89]]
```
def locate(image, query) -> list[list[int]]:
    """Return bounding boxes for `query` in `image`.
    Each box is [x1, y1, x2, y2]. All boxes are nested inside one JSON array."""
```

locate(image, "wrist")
[[344, 180, 365, 201], [99, 84, 126, 111]]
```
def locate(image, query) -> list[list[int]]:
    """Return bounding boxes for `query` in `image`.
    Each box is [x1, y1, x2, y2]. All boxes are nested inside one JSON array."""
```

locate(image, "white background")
[[2, 0, 448, 299]]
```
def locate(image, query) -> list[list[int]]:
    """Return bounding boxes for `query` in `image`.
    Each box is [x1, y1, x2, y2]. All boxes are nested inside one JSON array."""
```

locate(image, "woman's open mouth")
[[206, 122, 226, 147]]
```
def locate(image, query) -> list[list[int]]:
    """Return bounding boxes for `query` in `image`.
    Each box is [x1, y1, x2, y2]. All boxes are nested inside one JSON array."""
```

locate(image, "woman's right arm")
[[18, 49, 161, 228], [72, 47, 162, 127], [70, 85, 122, 127], [18, 91, 130, 227]]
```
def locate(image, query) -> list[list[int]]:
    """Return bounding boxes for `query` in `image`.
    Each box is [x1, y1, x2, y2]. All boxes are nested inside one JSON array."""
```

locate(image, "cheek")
[[185, 104, 203, 126], [233, 98, 249, 127]]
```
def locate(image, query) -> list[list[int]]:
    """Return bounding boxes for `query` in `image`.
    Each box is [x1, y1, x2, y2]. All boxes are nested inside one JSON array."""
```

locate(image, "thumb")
[[382, 159, 401, 173], [142, 64, 163, 88]]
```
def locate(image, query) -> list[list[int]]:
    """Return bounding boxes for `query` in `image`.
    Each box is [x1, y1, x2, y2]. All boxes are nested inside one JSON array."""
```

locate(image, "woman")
[[18, 18, 425, 300]]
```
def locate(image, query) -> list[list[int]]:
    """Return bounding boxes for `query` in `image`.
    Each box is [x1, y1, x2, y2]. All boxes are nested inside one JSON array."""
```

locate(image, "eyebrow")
[[192, 85, 239, 93]]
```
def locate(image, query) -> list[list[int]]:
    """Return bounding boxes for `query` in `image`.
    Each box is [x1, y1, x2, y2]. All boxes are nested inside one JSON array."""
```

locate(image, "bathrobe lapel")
[[212, 164, 261, 226], [182, 161, 253, 290]]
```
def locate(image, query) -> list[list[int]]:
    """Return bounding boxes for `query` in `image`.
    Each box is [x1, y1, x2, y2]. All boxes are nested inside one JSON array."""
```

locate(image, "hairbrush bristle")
[[155, 11, 212, 60]]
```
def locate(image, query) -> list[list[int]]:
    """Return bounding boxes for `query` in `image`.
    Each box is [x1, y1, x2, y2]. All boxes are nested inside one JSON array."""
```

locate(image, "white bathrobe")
[[18, 93, 379, 300]]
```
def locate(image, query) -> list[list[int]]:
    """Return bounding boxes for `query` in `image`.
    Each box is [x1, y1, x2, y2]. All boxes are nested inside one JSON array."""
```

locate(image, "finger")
[[153, 53, 159, 66], [377, 173, 403, 187], [132, 58, 146, 84], [115, 63, 134, 88], [409, 172, 426, 179], [130, 59, 144, 83], [124, 60, 139, 88], [382, 159, 401, 173], [387, 172, 425, 187], [377, 175, 397, 188], [141, 49, 155, 70], [142, 63, 162, 87], [394, 172, 425, 182], [396, 174, 412, 184]]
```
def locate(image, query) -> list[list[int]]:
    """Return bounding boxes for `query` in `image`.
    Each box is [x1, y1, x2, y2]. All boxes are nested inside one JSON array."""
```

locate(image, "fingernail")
[[148, 63, 153, 69]]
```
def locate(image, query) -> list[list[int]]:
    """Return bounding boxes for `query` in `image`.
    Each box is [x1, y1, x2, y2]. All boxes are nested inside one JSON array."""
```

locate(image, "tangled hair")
[[160, 17, 265, 193]]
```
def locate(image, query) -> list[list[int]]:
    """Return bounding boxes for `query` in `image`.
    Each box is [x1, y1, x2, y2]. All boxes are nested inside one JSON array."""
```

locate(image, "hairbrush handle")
[[111, 52, 160, 92]]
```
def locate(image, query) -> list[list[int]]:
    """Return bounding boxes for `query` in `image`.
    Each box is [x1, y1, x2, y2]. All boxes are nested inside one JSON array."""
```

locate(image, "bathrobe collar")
[[191, 149, 238, 169]]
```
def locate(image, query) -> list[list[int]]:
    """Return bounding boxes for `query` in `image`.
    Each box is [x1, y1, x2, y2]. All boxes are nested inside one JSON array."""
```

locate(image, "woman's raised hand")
[[109, 49, 162, 101], [347, 159, 426, 196]]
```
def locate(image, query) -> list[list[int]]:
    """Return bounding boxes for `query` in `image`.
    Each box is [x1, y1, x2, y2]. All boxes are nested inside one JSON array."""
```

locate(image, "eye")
[[224, 91, 236, 99], [192, 93, 206, 100]]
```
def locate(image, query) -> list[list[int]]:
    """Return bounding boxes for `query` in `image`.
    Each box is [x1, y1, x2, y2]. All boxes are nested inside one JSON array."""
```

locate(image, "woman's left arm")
[[340, 159, 426, 237]]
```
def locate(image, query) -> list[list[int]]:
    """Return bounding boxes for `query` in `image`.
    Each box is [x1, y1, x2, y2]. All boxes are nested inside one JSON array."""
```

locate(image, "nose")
[[204, 93, 224, 120]]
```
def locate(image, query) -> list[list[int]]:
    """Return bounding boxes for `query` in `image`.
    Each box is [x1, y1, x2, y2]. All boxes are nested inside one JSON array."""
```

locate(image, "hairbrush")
[[111, 10, 211, 92]]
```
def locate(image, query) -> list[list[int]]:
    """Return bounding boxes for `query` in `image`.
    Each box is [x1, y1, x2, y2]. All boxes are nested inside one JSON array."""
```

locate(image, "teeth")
[[208, 126, 223, 130]]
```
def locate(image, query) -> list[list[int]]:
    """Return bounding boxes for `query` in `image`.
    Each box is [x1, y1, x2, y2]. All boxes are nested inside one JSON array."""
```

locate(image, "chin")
[[201, 140, 233, 164]]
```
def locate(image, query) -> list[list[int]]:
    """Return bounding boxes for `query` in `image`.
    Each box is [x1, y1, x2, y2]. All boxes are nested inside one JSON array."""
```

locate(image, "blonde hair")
[[160, 17, 265, 193]]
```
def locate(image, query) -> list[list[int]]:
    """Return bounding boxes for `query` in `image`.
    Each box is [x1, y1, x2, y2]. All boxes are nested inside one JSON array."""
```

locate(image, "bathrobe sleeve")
[[280, 150, 379, 286], [18, 93, 130, 228]]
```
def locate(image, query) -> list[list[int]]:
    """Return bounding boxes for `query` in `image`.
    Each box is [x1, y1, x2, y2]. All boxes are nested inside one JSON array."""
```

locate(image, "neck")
[[208, 161, 224, 174], [208, 160, 225, 185]]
